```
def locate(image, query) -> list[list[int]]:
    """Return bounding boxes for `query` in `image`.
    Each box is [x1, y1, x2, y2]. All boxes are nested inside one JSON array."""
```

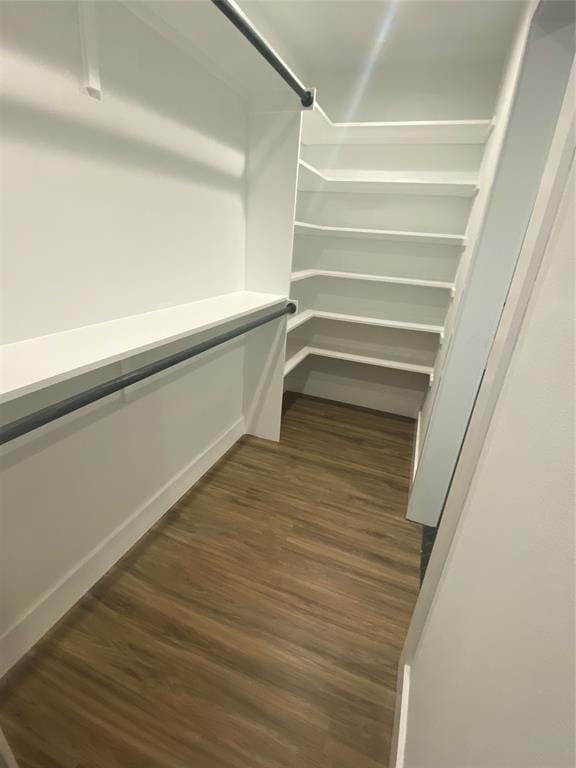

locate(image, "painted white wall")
[[409, 0, 575, 526], [401, 150, 575, 768], [243, 109, 301, 440], [0, 0, 246, 343], [0, 1, 296, 674]]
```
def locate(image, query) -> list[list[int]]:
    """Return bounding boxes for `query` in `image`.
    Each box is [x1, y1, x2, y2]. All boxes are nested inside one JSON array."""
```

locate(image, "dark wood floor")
[[0, 394, 421, 768]]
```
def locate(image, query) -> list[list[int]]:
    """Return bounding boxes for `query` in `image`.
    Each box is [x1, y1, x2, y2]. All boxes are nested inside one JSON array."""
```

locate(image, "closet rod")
[[0, 302, 297, 446], [210, 0, 314, 108]]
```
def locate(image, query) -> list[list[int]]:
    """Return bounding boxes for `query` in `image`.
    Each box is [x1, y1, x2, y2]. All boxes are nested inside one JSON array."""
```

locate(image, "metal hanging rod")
[[210, 0, 314, 108], [0, 302, 297, 446]]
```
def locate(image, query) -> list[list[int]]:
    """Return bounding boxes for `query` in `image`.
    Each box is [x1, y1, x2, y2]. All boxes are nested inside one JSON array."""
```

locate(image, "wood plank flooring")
[[0, 393, 421, 768]]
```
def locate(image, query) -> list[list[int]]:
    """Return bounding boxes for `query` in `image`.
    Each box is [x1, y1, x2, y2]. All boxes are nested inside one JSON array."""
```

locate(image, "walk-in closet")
[[1, 1, 574, 766]]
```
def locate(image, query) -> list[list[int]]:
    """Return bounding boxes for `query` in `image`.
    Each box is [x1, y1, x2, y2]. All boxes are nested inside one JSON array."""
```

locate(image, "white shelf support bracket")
[[78, 1, 101, 100]]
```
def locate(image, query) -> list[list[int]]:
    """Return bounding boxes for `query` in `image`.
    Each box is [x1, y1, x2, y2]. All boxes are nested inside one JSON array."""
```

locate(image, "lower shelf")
[[284, 345, 434, 383]]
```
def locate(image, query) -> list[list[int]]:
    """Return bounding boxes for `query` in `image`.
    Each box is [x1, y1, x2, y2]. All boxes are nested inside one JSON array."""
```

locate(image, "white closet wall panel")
[[245, 110, 302, 296], [0, 0, 292, 674], [0, 1, 246, 343], [409, 1, 573, 526], [418, 3, 538, 456], [0, 342, 245, 676], [243, 110, 301, 439]]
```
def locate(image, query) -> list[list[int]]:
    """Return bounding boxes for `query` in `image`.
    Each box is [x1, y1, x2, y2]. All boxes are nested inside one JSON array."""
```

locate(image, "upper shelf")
[[298, 160, 478, 197], [301, 106, 494, 146], [0, 291, 287, 404], [294, 221, 465, 246]]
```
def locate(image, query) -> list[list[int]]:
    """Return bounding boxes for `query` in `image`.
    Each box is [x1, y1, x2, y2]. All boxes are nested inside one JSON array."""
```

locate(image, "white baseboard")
[[395, 664, 411, 768], [0, 417, 245, 679]]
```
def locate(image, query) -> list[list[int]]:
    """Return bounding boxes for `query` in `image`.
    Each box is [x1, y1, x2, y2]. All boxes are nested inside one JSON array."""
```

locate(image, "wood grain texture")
[[0, 393, 420, 768]]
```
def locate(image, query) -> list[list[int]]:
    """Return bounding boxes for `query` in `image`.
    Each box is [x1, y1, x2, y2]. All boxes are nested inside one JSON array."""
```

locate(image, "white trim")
[[408, 0, 540, 526], [411, 411, 422, 484], [0, 417, 244, 678], [394, 664, 411, 768]]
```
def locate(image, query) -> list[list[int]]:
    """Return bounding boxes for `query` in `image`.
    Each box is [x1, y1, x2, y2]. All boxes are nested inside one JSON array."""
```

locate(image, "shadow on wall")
[[0, 0, 250, 343], [0, 0, 246, 156], [1, 96, 241, 194]]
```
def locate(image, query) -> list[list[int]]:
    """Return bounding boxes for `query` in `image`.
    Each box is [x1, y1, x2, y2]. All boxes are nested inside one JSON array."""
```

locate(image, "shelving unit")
[[301, 106, 494, 146], [298, 160, 478, 197], [290, 269, 455, 293], [294, 221, 466, 245], [1, 291, 286, 403], [284, 102, 490, 416], [284, 345, 434, 381], [287, 310, 445, 338]]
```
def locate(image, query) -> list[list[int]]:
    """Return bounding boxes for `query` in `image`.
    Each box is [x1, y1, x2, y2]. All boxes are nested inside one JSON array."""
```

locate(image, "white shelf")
[[294, 221, 465, 246], [0, 291, 287, 404], [302, 106, 494, 146], [298, 160, 478, 197], [287, 310, 444, 338], [284, 345, 434, 381], [283, 346, 310, 376], [290, 269, 455, 293]]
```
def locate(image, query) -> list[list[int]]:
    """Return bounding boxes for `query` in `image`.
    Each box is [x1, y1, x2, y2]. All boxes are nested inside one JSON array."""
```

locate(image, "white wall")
[[0, 338, 245, 676], [0, 0, 246, 342], [0, 1, 296, 675], [409, 0, 575, 526], [401, 152, 575, 768], [243, 109, 301, 439]]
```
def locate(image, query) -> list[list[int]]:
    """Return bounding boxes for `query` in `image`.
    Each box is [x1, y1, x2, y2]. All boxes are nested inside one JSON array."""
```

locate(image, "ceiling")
[[143, 0, 526, 112], [244, 0, 525, 76]]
